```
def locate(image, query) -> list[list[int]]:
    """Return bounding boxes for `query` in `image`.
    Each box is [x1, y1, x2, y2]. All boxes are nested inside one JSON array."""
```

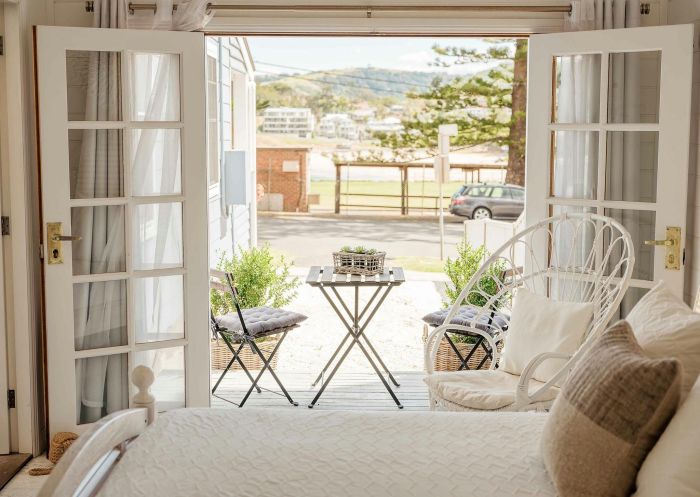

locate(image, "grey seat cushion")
[[215, 306, 307, 339], [422, 305, 509, 337]]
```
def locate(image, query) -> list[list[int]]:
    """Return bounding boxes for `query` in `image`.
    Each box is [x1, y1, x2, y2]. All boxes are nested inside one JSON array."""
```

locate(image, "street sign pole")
[[436, 124, 457, 260]]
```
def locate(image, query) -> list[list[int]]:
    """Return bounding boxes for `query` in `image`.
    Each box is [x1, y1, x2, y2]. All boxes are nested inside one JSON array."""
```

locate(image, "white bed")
[[41, 405, 555, 497]]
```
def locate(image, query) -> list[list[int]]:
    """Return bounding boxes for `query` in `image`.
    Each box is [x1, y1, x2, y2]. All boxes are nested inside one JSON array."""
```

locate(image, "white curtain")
[[74, 0, 211, 424], [554, 0, 642, 303]]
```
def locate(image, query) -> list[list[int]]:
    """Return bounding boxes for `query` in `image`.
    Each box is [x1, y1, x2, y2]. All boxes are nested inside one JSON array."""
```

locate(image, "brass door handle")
[[644, 239, 675, 247], [51, 234, 82, 242], [644, 227, 681, 271]]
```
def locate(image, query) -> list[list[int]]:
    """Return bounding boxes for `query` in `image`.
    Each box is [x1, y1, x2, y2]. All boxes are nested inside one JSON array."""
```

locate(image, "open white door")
[[526, 24, 694, 308], [36, 26, 209, 435]]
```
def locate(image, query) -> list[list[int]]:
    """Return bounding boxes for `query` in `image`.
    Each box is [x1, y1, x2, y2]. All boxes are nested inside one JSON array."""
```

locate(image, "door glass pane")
[[75, 353, 128, 424], [131, 129, 182, 196], [73, 280, 127, 351], [66, 50, 122, 121], [132, 202, 183, 270], [605, 209, 655, 281], [134, 275, 184, 343], [551, 131, 598, 199], [608, 51, 661, 124], [130, 53, 181, 121], [69, 129, 124, 199], [605, 131, 658, 202], [134, 347, 185, 411], [552, 54, 601, 123], [71, 206, 126, 275]]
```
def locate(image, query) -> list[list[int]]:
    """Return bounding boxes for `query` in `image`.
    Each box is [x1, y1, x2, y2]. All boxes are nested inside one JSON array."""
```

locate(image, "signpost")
[[436, 124, 457, 260]]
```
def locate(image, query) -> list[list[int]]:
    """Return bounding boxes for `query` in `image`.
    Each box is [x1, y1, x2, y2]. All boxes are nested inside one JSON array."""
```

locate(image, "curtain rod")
[[84, 2, 652, 16]]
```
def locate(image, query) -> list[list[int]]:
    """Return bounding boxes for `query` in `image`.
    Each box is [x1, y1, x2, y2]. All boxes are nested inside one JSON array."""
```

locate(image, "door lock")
[[46, 222, 81, 265], [644, 226, 681, 270]]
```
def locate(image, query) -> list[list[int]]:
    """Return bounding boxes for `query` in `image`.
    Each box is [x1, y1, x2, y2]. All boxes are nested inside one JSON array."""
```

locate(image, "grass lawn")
[[310, 180, 465, 212], [393, 256, 446, 273]]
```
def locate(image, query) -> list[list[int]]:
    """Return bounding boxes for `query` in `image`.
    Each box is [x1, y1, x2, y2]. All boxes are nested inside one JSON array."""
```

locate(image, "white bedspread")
[[98, 408, 556, 497]]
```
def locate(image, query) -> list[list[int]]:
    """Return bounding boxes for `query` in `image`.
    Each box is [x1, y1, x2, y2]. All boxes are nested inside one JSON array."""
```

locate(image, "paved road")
[[258, 214, 465, 267]]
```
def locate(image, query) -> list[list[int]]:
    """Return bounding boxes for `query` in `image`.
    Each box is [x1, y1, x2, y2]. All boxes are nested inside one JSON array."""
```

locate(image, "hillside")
[[256, 67, 462, 101]]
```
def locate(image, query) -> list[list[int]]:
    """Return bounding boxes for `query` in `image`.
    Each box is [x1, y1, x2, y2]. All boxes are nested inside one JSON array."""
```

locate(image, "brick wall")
[[256, 147, 310, 212]]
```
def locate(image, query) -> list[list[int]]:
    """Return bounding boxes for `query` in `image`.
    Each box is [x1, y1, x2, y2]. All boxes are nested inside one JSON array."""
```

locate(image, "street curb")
[[258, 211, 466, 223]]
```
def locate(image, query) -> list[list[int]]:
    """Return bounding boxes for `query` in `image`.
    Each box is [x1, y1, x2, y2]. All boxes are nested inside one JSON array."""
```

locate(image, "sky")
[[247, 37, 506, 76]]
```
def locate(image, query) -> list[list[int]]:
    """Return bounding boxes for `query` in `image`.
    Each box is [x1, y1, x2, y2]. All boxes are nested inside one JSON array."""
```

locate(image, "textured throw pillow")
[[541, 321, 681, 497], [500, 287, 594, 384], [634, 377, 700, 497], [627, 281, 700, 399]]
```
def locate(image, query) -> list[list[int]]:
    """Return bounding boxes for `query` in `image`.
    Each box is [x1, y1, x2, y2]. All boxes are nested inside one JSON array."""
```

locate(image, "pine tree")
[[376, 39, 527, 186]]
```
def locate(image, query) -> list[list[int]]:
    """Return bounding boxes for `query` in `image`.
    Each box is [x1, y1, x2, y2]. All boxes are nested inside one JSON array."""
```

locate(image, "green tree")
[[376, 39, 527, 186], [307, 84, 351, 118]]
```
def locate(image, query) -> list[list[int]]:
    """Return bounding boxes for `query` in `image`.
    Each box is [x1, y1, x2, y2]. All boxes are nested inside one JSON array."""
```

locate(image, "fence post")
[[335, 162, 341, 214], [401, 165, 408, 215]]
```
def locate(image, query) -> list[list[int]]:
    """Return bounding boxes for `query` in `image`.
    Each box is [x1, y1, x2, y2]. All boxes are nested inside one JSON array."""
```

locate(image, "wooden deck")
[[210, 370, 430, 411]]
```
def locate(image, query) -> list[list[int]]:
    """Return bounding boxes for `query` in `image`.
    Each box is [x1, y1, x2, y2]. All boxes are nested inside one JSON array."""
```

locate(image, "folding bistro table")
[[306, 266, 406, 408]]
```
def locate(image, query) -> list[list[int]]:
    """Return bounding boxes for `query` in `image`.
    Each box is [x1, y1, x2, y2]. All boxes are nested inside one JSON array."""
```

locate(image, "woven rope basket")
[[333, 251, 385, 276], [210, 336, 280, 371], [422, 327, 494, 371]]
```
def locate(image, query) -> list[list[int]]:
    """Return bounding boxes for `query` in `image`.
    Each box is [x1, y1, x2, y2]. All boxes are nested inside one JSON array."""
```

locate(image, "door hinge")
[[7, 390, 15, 409], [0, 36, 4, 56], [1, 216, 9, 236]]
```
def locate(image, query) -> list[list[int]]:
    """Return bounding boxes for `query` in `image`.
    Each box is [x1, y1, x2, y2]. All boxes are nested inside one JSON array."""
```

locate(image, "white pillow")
[[626, 281, 700, 398], [499, 287, 594, 384], [633, 376, 700, 497]]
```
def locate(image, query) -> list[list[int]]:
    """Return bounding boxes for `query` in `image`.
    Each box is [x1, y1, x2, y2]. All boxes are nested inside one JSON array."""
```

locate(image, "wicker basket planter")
[[422, 327, 494, 371], [333, 251, 386, 276], [210, 336, 280, 371]]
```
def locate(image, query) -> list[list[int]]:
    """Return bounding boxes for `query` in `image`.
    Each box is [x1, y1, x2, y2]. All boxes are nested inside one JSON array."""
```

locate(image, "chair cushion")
[[500, 288, 594, 384], [424, 369, 559, 411], [626, 280, 700, 399], [422, 305, 509, 336], [215, 307, 307, 338], [541, 321, 681, 497]]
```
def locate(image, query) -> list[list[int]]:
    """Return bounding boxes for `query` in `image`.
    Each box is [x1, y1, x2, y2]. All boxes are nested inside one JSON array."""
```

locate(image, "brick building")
[[256, 147, 311, 213]]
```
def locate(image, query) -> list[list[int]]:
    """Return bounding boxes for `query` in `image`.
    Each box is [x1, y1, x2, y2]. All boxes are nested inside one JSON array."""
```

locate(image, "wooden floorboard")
[[0, 454, 31, 491], [210, 370, 430, 411]]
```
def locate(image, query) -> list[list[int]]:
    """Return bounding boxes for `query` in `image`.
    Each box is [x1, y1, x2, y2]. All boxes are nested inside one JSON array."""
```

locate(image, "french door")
[[36, 26, 209, 435], [526, 24, 694, 307]]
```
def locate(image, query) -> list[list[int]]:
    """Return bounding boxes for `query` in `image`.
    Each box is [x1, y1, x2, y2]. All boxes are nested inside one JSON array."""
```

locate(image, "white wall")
[[668, 1, 700, 303]]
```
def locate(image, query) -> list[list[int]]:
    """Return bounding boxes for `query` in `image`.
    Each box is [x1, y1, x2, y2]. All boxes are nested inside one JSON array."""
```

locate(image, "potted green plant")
[[333, 245, 386, 276], [210, 244, 300, 370]]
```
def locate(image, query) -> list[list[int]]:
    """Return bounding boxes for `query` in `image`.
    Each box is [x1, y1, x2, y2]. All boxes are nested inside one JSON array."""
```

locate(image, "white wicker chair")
[[425, 212, 635, 412]]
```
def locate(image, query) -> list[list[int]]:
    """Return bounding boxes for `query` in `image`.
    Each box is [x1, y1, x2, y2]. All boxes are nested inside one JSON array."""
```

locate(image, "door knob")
[[51, 234, 82, 242], [644, 227, 681, 270]]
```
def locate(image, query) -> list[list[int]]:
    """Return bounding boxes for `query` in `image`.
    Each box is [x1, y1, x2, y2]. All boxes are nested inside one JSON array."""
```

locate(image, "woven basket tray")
[[422, 327, 494, 371], [333, 251, 386, 276], [210, 336, 280, 371]]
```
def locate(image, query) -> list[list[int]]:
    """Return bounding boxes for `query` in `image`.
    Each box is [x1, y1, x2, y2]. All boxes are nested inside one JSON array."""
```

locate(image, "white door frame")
[[36, 25, 210, 435], [526, 24, 694, 299]]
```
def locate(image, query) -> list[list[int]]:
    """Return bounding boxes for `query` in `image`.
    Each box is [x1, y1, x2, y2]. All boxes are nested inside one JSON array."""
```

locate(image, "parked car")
[[449, 183, 524, 220]]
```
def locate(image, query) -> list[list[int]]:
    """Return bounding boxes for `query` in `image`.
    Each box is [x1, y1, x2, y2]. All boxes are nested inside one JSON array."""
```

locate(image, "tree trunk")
[[506, 39, 528, 187]]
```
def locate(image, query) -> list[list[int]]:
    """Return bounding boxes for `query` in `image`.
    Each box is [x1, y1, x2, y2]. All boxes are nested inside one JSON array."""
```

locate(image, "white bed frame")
[[39, 366, 158, 497]]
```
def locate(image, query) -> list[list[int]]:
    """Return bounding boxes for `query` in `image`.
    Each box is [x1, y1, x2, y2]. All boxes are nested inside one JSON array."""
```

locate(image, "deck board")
[[210, 370, 430, 411]]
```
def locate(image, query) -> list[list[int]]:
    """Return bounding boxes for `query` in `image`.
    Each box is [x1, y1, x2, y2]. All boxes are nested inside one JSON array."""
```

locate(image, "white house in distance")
[[262, 107, 316, 137], [318, 113, 359, 140]]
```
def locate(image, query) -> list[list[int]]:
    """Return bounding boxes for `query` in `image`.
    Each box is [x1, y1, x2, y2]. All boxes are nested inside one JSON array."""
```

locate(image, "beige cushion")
[[541, 321, 681, 497], [627, 281, 700, 399], [424, 370, 559, 411], [634, 377, 700, 497], [500, 288, 594, 384]]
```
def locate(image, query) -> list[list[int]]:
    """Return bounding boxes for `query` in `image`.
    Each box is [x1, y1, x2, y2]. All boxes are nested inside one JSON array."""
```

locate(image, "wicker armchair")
[[424, 213, 635, 412]]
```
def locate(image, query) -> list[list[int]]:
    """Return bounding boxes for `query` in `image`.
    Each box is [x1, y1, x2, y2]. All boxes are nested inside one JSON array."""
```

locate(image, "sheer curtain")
[[554, 0, 641, 302], [74, 0, 212, 423]]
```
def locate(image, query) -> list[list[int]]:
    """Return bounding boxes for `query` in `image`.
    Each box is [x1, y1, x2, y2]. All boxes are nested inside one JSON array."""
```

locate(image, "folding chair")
[[210, 269, 307, 407], [422, 268, 517, 370]]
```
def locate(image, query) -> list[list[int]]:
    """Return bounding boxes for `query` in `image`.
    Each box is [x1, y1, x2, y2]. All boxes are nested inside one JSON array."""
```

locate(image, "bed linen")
[[98, 408, 555, 497]]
